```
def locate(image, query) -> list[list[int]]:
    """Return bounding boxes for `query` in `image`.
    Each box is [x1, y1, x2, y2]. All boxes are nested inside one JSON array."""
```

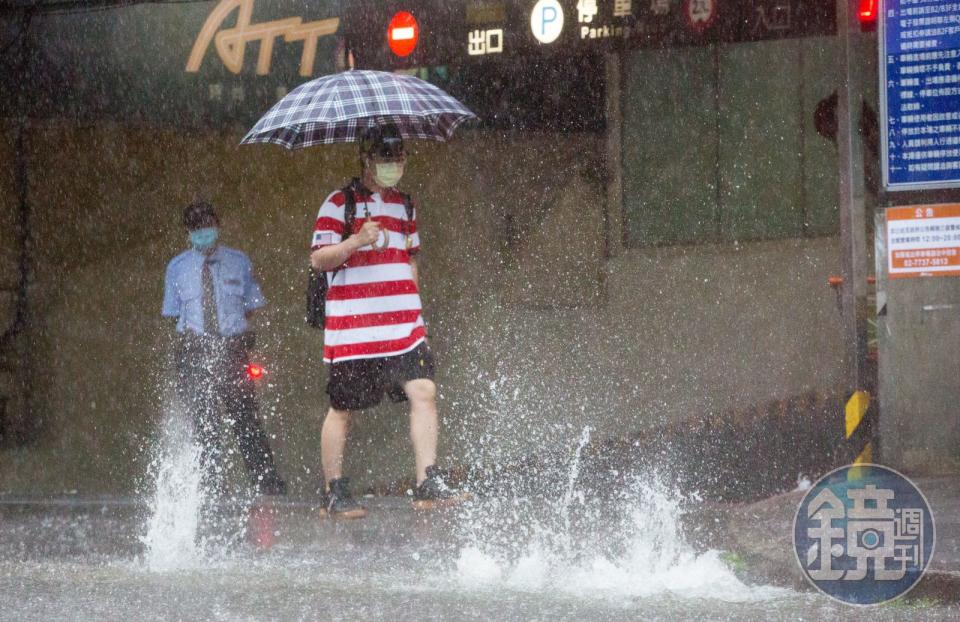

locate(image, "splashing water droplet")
[[453, 427, 784, 603], [140, 400, 206, 572]]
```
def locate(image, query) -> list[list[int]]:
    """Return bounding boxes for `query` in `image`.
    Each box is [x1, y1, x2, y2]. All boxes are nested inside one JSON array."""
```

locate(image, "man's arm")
[[242, 255, 267, 324], [310, 221, 381, 271], [161, 261, 181, 319]]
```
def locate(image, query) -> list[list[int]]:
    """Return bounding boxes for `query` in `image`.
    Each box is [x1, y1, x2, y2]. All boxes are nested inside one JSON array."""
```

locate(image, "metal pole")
[[836, 0, 870, 395], [0, 8, 36, 445]]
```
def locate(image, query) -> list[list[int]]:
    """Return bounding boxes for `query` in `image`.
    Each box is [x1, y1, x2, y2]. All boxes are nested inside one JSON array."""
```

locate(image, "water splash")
[[559, 425, 590, 559], [139, 404, 206, 572], [455, 427, 786, 603]]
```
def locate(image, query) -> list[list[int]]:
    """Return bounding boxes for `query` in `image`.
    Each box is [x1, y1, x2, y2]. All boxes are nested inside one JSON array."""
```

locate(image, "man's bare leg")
[[319, 406, 367, 518], [405, 378, 438, 485], [321, 407, 352, 485]]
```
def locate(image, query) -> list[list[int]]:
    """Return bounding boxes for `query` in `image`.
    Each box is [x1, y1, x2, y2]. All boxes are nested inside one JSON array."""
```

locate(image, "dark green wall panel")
[[623, 37, 843, 247], [718, 39, 804, 241], [802, 36, 841, 236], [622, 46, 717, 247]]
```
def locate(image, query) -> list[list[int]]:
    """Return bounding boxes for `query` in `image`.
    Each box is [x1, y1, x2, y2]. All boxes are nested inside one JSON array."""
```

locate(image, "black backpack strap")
[[342, 178, 360, 242], [401, 192, 414, 239], [331, 180, 360, 284]]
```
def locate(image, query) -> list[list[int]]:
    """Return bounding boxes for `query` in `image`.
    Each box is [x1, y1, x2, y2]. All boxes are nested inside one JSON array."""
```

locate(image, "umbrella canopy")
[[241, 70, 478, 149]]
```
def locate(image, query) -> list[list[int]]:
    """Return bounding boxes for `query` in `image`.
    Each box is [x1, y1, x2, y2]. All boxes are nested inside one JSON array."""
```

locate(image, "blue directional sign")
[[880, 0, 960, 191]]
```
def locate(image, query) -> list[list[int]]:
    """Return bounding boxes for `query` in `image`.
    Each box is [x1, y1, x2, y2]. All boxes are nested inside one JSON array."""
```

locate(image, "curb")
[[910, 570, 960, 605], [709, 487, 960, 606]]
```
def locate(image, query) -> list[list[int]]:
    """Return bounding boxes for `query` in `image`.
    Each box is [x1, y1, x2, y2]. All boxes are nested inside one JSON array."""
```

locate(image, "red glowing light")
[[858, 0, 877, 23], [247, 364, 264, 379], [388, 11, 419, 57]]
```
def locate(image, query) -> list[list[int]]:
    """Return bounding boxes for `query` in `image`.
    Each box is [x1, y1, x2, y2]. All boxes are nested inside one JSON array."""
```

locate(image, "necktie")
[[202, 259, 219, 336]]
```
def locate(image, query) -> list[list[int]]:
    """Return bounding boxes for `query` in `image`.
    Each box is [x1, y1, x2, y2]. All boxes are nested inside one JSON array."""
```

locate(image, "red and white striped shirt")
[[311, 187, 424, 363]]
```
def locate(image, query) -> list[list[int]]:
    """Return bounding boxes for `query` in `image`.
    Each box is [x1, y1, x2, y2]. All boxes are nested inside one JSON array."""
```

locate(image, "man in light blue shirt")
[[162, 200, 286, 497], [162, 243, 266, 337]]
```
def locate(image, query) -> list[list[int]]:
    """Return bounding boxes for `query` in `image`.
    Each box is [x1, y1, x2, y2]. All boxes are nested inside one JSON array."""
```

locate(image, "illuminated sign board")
[[1, 0, 838, 127], [468, 28, 505, 56], [1, 0, 343, 126], [186, 0, 339, 77], [340, 1, 838, 71], [880, 0, 960, 191]]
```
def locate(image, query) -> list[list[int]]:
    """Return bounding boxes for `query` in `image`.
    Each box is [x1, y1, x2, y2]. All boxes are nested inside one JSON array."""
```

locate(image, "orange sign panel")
[[886, 204, 960, 279]]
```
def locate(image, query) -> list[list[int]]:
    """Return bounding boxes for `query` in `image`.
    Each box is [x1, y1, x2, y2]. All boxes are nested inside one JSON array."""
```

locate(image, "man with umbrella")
[[309, 124, 467, 517], [242, 70, 477, 517]]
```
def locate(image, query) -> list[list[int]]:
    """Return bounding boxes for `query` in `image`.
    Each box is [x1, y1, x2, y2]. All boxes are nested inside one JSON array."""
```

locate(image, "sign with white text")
[[880, 0, 960, 191], [886, 204, 960, 278]]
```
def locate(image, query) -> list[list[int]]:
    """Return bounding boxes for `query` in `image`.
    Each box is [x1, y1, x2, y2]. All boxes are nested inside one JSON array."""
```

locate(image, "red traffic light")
[[246, 363, 265, 380], [858, 0, 877, 24], [388, 11, 419, 57]]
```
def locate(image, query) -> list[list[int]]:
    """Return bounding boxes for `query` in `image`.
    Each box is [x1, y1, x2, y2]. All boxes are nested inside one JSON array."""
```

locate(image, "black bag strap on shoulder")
[[340, 177, 360, 246], [401, 192, 413, 236], [305, 179, 362, 329], [328, 178, 362, 285]]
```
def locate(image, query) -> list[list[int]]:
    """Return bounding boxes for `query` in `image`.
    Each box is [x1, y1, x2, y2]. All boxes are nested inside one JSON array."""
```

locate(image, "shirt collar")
[[191, 245, 222, 262], [350, 178, 399, 203]]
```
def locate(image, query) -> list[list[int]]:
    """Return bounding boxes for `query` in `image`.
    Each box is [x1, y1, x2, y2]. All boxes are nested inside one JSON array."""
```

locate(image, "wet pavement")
[[710, 476, 960, 602], [2, 491, 960, 621]]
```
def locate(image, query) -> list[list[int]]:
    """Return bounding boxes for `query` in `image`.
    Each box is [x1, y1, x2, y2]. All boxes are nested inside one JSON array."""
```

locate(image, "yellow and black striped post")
[[845, 390, 876, 480]]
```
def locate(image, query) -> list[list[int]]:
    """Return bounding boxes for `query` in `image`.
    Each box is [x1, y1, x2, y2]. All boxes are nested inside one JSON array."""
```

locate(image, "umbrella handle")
[[360, 208, 390, 251], [371, 228, 390, 251]]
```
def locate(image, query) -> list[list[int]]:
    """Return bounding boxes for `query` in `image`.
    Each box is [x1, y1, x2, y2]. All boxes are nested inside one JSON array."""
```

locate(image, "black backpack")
[[306, 179, 414, 329]]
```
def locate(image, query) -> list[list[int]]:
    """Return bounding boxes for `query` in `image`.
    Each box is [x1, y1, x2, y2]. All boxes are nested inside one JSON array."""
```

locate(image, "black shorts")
[[326, 343, 435, 411]]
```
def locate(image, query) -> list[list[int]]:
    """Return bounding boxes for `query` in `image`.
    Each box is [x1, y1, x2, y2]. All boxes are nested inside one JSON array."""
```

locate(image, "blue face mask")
[[189, 227, 218, 251]]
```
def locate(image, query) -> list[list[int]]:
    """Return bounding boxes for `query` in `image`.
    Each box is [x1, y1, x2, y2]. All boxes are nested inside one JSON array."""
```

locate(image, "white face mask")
[[374, 162, 404, 187]]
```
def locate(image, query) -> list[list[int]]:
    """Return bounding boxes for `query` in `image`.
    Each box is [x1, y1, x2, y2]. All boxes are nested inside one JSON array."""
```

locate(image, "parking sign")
[[530, 0, 565, 44]]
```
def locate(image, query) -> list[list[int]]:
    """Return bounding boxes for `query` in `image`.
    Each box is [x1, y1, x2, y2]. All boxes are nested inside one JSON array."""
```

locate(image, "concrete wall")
[[0, 121, 847, 495], [879, 275, 960, 475]]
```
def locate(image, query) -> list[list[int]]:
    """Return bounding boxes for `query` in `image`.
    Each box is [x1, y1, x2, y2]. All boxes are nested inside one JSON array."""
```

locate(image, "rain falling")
[[1, 1, 959, 620]]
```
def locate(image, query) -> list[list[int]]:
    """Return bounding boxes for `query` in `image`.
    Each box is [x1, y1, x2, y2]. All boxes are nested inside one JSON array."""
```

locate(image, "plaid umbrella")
[[241, 70, 478, 149]]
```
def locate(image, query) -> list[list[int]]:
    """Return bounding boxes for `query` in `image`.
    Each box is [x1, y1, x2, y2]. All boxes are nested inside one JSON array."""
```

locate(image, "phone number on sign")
[[901, 257, 951, 268]]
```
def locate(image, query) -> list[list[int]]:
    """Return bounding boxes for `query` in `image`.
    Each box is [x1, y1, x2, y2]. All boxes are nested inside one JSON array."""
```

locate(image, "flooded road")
[[1, 419, 955, 621], [2, 496, 957, 622]]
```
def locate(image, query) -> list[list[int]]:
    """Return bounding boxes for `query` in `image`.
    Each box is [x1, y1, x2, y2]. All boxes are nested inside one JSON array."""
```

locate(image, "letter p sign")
[[531, 0, 564, 44]]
